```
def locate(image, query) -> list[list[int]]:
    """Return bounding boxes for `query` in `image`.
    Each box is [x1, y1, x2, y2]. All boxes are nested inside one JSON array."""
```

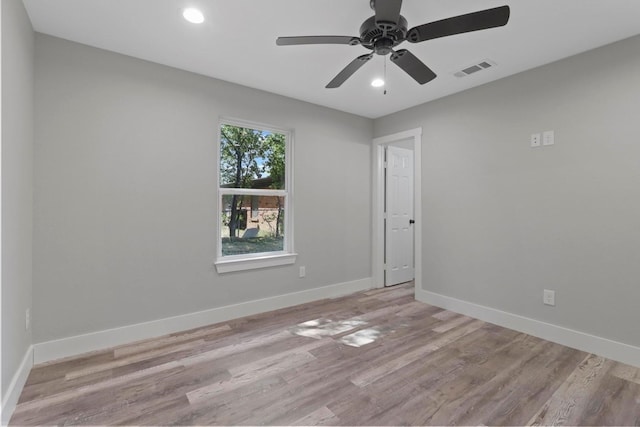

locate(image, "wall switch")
[[299, 266, 306, 278], [26, 308, 31, 331], [543, 130, 555, 146], [531, 133, 541, 148], [543, 289, 556, 306]]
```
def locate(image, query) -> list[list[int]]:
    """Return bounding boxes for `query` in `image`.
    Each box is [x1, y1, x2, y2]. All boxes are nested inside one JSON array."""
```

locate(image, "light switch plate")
[[543, 130, 555, 146]]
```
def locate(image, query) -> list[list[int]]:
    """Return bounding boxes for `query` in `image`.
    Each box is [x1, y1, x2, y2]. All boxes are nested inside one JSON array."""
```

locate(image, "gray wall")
[[2, 0, 34, 398], [374, 34, 640, 347], [33, 35, 372, 343]]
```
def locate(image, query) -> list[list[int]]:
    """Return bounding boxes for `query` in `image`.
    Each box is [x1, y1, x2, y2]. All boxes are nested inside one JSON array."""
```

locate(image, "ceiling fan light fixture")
[[183, 8, 204, 24], [371, 78, 385, 88]]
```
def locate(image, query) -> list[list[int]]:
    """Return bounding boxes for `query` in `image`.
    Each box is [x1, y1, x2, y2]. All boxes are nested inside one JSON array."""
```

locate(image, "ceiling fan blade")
[[374, 0, 403, 25], [276, 36, 361, 46], [326, 54, 374, 88], [407, 5, 510, 43], [390, 49, 437, 84]]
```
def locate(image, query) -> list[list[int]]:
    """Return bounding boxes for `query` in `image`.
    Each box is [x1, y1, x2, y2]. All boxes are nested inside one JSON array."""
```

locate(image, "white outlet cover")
[[531, 133, 541, 148], [543, 130, 555, 146], [543, 289, 556, 306]]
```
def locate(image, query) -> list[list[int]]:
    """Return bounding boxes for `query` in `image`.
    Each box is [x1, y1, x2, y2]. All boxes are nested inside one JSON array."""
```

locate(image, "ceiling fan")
[[276, 0, 510, 88]]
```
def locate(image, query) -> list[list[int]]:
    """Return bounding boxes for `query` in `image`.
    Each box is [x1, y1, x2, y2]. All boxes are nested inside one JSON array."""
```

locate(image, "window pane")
[[221, 195, 285, 256], [220, 124, 286, 190]]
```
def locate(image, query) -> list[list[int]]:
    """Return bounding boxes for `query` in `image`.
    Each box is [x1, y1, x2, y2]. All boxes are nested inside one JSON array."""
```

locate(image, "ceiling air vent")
[[454, 59, 496, 78]]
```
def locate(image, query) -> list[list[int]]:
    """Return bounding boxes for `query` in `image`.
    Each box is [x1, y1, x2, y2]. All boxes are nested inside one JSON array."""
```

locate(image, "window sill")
[[215, 253, 298, 274]]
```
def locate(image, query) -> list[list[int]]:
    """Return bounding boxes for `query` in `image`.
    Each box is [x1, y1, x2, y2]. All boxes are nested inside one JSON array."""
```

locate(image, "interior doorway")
[[372, 128, 422, 290], [385, 143, 414, 286]]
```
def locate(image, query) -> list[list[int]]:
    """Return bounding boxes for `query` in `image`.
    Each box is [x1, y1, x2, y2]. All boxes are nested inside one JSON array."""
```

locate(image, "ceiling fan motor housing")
[[360, 15, 408, 55]]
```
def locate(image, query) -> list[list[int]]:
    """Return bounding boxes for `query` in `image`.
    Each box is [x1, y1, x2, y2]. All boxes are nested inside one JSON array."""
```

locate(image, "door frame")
[[372, 128, 422, 290]]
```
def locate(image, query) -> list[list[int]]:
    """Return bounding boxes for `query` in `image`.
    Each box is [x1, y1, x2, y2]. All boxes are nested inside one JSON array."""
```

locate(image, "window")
[[215, 119, 295, 273]]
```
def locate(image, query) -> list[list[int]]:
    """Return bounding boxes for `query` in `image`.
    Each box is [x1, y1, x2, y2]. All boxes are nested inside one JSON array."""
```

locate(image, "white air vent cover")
[[454, 59, 496, 78]]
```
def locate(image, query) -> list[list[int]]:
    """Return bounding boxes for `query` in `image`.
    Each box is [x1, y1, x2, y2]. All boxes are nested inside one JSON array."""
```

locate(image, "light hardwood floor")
[[10, 283, 640, 426]]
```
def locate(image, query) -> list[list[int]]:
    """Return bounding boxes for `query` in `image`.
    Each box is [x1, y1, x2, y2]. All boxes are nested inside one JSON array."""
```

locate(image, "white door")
[[385, 146, 414, 286]]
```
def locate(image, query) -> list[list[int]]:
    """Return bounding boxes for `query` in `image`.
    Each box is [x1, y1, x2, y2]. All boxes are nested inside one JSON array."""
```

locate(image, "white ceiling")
[[23, 0, 640, 119]]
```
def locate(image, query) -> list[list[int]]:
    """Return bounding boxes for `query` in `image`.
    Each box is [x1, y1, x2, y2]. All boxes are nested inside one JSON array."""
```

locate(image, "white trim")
[[215, 252, 297, 273], [219, 116, 292, 137], [372, 128, 423, 289], [0, 5, 4, 423], [1, 346, 33, 426], [416, 289, 640, 368], [33, 278, 372, 364], [220, 188, 287, 197], [373, 128, 423, 146]]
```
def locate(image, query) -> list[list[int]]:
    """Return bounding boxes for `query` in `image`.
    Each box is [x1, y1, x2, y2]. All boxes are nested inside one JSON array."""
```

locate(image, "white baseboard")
[[34, 278, 372, 364], [1, 345, 34, 426], [417, 289, 640, 368]]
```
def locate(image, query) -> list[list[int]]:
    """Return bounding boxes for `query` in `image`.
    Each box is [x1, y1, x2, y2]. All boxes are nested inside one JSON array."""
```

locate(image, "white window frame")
[[214, 117, 296, 273]]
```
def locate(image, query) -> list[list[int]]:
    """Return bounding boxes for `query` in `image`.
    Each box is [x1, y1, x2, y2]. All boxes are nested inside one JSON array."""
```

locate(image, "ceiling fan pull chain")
[[384, 55, 388, 95]]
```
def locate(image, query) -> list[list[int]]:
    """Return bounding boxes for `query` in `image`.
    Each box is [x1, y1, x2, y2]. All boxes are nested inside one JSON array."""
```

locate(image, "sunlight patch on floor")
[[339, 328, 383, 347], [290, 318, 367, 339]]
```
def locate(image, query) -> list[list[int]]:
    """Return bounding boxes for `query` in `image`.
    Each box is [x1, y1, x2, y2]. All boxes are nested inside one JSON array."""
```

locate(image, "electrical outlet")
[[299, 266, 306, 278], [543, 289, 555, 306], [531, 133, 541, 148], [26, 308, 31, 331], [543, 130, 555, 146]]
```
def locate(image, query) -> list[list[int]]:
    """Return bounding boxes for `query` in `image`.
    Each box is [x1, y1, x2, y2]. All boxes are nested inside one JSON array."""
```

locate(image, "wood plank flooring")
[[10, 283, 640, 426]]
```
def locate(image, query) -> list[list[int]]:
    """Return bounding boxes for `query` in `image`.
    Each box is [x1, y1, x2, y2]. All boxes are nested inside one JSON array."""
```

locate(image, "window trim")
[[215, 253, 297, 274], [214, 117, 296, 273]]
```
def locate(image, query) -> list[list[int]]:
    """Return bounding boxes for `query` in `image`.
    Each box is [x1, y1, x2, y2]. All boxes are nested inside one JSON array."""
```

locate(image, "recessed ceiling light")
[[371, 79, 385, 88], [183, 8, 204, 24]]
